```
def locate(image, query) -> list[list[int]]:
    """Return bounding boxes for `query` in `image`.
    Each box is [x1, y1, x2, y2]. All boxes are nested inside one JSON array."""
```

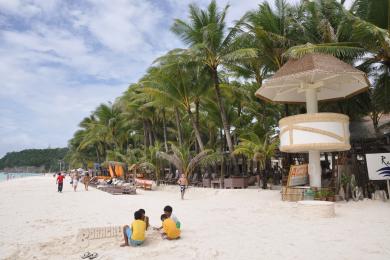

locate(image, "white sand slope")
[[1, 176, 390, 260]]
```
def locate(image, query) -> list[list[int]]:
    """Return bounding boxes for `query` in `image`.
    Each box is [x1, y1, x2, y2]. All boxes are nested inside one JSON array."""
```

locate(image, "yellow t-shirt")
[[163, 218, 181, 239], [131, 219, 146, 241]]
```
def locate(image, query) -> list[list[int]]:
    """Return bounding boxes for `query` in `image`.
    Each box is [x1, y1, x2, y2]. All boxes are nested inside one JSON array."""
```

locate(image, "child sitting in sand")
[[138, 209, 149, 230], [121, 210, 146, 247], [164, 205, 181, 229], [160, 214, 180, 240], [155, 205, 181, 231]]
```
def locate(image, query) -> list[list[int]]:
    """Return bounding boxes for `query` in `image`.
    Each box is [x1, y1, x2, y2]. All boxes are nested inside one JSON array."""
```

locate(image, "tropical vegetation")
[[0, 148, 68, 172], [66, 0, 390, 183]]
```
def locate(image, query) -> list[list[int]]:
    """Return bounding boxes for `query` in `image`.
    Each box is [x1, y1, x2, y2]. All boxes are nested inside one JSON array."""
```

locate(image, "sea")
[[0, 172, 41, 182]]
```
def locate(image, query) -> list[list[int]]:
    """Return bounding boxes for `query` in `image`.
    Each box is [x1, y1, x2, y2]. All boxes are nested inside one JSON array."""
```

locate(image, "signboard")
[[287, 164, 309, 187], [366, 153, 390, 180]]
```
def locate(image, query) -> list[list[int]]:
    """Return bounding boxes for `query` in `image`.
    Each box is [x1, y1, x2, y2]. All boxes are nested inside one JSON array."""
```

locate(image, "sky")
[[0, 0, 351, 158]]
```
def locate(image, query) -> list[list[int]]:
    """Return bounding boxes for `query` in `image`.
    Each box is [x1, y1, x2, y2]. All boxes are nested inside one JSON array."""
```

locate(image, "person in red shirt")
[[56, 173, 65, 192]]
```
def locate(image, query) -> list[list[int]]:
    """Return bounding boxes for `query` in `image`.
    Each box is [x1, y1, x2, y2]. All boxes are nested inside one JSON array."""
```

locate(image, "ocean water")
[[0, 172, 41, 182]]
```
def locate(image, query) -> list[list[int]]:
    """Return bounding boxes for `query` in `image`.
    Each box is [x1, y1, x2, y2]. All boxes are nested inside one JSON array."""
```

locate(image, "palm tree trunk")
[[255, 72, 262, 88], [256, 161, 261, 187], [147, 120, 153, 147], [195, 100, 200, 133], [95, 146, 100, 163], [174, 107, 183, 146], [249, 159, 253, 175], [211, 69, 239, 174], [162, 109, 168, 152], [242, 155, 247, 175], [187, 107, 205, 151], [195, 100, 200, 153], [219, 128, 224, 152], [143, 120, 149, 148]]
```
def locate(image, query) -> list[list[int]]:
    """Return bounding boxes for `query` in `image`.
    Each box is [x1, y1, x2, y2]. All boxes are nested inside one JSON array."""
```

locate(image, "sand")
[[1, 176, 390, 260]]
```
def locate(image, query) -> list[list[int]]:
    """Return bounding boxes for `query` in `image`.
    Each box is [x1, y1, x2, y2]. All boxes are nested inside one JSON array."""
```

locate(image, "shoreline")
[[1, 177, 390, 260], [0, 172, 43, 183]]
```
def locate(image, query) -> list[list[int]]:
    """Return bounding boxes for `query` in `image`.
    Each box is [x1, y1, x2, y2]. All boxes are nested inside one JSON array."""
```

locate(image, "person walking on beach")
[[177, 173, 188, 200], [73, 172, 80, 192], [56, 173, 64, 192], [83, 173, 91, 191]]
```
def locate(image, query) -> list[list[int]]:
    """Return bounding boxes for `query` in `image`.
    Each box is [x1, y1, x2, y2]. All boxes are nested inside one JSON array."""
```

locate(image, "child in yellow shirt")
[[160, 214, 180, 240], [120, 210, 146, 247], [138, 209, 149, 230]]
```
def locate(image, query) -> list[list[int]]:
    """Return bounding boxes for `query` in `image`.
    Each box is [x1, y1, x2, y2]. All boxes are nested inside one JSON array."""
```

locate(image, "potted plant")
[[315, 189, 328, 201], [314, 190, 321, 200], [326, 190, 335, 201]]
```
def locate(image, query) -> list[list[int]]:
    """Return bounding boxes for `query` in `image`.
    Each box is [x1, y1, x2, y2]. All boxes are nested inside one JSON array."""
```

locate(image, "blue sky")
[[0, 0, 351, 158], [0, 0, 268, 157]]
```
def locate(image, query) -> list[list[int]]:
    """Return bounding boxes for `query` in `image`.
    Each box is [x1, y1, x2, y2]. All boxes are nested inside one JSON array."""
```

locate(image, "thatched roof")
[[271, 53, 364, 80]]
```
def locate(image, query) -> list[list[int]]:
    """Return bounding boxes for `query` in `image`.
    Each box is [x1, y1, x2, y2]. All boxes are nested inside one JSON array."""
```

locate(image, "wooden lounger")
[[98, 184, 136, 195], [134, 178, 153, 190]]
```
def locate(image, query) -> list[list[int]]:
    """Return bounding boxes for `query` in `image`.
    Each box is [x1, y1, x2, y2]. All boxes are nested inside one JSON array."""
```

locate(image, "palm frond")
[[284, 42, 366, 59]]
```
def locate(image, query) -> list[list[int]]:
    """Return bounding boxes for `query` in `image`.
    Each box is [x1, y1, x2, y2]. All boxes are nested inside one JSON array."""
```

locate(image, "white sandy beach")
[[1, 176, 390, 260]]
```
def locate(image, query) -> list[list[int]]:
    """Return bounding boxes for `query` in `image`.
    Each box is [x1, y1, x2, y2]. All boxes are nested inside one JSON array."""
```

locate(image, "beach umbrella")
[[255, 53, 369, 187]]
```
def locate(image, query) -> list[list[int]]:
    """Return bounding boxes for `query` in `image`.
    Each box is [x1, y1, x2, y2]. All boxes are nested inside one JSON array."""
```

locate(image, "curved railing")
[[279, 113, 350, 152]]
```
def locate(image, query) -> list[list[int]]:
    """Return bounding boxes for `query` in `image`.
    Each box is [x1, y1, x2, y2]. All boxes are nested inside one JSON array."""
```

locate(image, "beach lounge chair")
[[99, 184, 136, 195], [134, 178, 153, 190], [96, 178, 136, 195]]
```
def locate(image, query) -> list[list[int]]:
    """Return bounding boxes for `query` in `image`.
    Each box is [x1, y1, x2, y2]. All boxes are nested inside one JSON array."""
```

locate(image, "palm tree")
[[157, 143, 213, 178], [232, 0, 298, 85], [139, 142, 163, 185], [140, 60, 210, 151], [171, 0, 257, 168], [233, 0, 308, 119], [234, 132, 279, 188], [282, 0, 390, 129], [117, 84, 158, 149], [350, 0, 390, 129]]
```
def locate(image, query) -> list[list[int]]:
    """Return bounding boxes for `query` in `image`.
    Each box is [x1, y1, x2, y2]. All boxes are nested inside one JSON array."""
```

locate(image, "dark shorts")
[[180, 185, 186, 192]]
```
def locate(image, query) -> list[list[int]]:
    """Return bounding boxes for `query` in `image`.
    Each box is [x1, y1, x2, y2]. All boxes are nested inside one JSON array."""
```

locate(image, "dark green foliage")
[[65, 0, 390, 170], [0, 148, 68, 171]]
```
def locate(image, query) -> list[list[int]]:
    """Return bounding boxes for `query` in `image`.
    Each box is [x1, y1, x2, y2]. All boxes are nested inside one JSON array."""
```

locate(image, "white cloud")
[[0, 0, 274, 158]]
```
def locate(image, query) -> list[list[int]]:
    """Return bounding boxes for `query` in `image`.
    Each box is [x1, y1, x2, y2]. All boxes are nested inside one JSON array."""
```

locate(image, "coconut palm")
[[234, 132, 279, 187], [139, 142, 163, 184], [140, 59, 210, 151], [157, 143, 213, 178], [117, 84, 158, 149], [282, 0, 390, 129], [231, 0, 299, 85], [171, 0, 257, 165]]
